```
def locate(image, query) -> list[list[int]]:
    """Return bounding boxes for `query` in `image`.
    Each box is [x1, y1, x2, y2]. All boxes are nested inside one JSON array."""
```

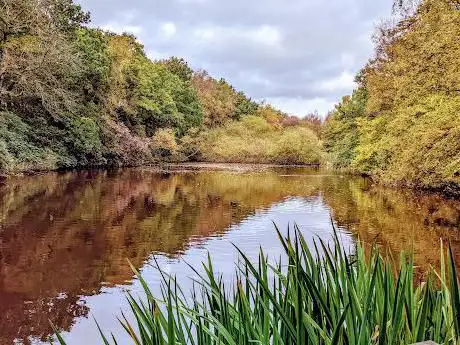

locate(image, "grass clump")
[[55, 226, 460, 344]]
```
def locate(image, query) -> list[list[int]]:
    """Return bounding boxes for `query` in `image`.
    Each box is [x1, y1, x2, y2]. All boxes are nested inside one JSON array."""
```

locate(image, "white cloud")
[[315, 71, 356, 93], [193, 27, 216, 41], [265, 97, 336, 117], [248, 25, 282, 46], [340, 53, 357, 69], [77, 0, 393, 115], [159, 22, 177, 39], [147, 49, 168, 60], [193, 25, 282, 47], [101, 22, 143, 35]]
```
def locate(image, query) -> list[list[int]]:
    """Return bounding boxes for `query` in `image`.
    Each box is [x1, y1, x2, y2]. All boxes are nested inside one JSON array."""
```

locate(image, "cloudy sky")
[[76, 0, 393, 116]]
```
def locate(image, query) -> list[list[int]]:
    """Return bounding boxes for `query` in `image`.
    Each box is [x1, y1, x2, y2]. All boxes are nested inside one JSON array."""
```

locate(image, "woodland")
[[0, 0, 459, 194]]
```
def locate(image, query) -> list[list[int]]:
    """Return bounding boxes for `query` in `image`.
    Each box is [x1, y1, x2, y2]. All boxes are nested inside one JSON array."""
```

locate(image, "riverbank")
[[2, 161, 458, 199]]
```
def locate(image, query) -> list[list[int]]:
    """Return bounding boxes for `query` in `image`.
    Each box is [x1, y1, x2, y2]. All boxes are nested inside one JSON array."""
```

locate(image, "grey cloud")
[[77, 0, 393, 115]]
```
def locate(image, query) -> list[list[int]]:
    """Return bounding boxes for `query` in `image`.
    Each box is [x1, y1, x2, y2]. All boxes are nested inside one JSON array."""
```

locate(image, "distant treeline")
[[323, 0, 460, 194], [0, 0, 322, 174]]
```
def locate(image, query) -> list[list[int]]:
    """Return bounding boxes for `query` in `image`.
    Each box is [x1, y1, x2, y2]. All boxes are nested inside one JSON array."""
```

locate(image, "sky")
[[76, 0, 393, 116]]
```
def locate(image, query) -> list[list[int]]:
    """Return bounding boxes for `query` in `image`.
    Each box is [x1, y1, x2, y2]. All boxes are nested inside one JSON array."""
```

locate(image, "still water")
[[0, 165, 459, 344]]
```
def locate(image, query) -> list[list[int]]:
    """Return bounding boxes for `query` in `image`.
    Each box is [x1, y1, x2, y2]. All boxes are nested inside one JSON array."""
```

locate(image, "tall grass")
[[55, 225, 460, 344]]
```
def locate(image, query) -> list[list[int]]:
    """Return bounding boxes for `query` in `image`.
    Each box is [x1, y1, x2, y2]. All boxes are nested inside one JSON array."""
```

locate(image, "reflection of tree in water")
[[321, 176, 460, 277], [0, 168, 459, 343], [0, 168, 323, 344], [1, 293, 88, 345]]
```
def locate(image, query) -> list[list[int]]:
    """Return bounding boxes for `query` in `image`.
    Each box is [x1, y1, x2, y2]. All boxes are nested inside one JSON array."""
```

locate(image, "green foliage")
[[0, 139, 15, 172], [127, 57, 182, 135], [192, 71, 258, 128], [74, 28, 111, 102], [0, 112, 58, 171], [103, 37, 203, 138], [0, 0, 272, 175], [233, 91, 259, 121], [159, 57, 193, 82], [55, 226, 460, 345], [356, 94, 460, 189], [0, 0, 339, 175], [48, 0, 90, 33], [126, 56, 203, 136], [70, 117, 103, 160], [151, 128, 179, 160], [323, 88, 367, 169]]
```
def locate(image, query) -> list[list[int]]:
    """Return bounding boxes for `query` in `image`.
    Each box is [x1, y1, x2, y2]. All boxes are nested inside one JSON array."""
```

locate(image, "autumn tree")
[[0, 0, 88, 115], [326, 0, 460, 191]]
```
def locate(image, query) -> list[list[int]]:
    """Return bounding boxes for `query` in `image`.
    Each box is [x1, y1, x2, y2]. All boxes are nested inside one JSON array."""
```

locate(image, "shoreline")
[[1, 162, 459, 199]]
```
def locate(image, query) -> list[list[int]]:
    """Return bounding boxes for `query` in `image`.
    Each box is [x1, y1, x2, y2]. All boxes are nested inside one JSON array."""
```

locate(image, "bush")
[[323, 1, 460, 192], [70, 117, 104, 162], [270, 127, 323, 164], [355, 94, 460, 189], [323, 88, 367, 169], [183, 116, 323, 164], [100, 118, 153, 167], [151, 128, 179, 160], [0, 112, 59, 172], [0, 140, 15, 172]]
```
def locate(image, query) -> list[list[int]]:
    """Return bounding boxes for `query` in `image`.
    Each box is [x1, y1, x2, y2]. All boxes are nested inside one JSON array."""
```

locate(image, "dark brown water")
[[0, 165, 459, 344]]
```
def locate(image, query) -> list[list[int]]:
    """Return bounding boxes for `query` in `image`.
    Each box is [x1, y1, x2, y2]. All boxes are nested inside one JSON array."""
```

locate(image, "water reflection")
[[322, 176, 460, 275], [0, 166, 458, 344]]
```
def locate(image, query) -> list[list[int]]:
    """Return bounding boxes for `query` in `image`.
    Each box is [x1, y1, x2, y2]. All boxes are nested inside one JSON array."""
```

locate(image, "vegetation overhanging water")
[[1, 0, 459, 195]]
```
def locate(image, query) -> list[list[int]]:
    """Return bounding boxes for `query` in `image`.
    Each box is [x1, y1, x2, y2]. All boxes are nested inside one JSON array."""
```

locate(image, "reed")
[[54, 225, 460, 344]]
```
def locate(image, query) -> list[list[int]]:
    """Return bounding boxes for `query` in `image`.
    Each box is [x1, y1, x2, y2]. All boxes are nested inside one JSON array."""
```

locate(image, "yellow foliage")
[[192, 71, 237, 128], [105, 34, 141, 112], [270, 127, 323, 165], [151, 128, 179, 160], [328, 0, 460, 192], [182, 116, 323, 165], [256, 104, 284, 129], [365, 0, 460, 114]]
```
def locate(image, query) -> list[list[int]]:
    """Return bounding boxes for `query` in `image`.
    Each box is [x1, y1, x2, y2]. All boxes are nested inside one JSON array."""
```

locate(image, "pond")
[[0, 165, 459, 344]]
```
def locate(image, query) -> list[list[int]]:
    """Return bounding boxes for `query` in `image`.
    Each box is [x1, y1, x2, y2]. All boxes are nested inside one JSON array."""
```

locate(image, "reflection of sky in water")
[[55, 197, 353, 345]]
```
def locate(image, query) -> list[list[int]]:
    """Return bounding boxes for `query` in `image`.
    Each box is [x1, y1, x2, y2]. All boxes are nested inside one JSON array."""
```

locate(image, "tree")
[[233, 91, 259, 121], [0, 0, 88, 115], [74, 28, 111, 103], [192, 71, 240, 128], [104, 35, 202, 137], [393, 0, 460, 14], [159, 57, 193, 82], [323, 88, 367, 169], [348, 0, 460, 189]]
